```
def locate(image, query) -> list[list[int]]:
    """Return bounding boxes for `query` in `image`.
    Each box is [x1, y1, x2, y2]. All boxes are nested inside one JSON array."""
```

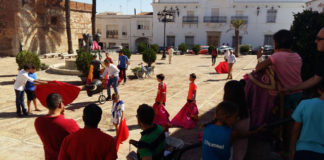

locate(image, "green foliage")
[[208, 45, 215, 54], [290, 10, 324, 80], [192, 44, 201, 55], [142, 48, 157, 67], [231, 19, 245, 29], [41, 63, 49, 70], [16, 51, 41, 70], [137, 42, 147, 53], [150, 44, 160, 53], [239, 45, 250, 53], [178, 43, 188, 53], [131, 66, 142, 73], [76, 48, 93, 74], [122, 47, 131, 59]]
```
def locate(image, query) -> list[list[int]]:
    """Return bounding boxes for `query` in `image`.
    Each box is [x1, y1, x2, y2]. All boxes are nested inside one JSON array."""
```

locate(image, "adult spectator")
[[168, 46, 174, 64], [256, 30, 303, 110], [129, 104, 166, 160], [90, 55, 101, 79], [58, 104, 117, 160], [14, 64, 45, 117], [287, 27, 324, 92], [35, 93, 80, 160], [101, 59, 120, 100], [118, 50, 129, 84]]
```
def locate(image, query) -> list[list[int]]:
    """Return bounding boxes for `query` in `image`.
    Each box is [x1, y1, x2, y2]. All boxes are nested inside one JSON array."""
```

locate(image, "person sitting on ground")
[[35, 93, 80, 160], [223, 80, 249, 160], [58, 103, 117, 160], [101, 59, 120, 100], [14, 64, 46, 117], [290, 80, 324, 160], [256, 29, 303, 111], [111, 93, 125, 136], [129, 104, 166, 160], [25, 65, 41, 113]]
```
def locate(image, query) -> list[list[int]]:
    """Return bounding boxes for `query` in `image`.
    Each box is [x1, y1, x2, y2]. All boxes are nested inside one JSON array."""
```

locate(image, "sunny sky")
[[73, 0, 153, 15]]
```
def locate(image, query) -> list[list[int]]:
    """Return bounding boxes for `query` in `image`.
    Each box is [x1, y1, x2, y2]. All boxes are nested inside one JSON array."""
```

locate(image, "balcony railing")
[[183, 16, 198, 23], [203, 16, 227, 23], [153, 0, 199, 4], [231, 16, 248, 24]]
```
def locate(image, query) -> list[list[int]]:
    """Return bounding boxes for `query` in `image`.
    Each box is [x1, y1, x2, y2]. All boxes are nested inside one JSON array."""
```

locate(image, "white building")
[[152, 0, 307, 49], [306, 0, 324, 12], [96, 12, 153, 52]]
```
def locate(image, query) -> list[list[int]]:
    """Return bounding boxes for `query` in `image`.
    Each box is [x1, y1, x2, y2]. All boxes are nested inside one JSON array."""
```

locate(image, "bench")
[[61, 53, 78, 59], [43, 53, 60, 58]]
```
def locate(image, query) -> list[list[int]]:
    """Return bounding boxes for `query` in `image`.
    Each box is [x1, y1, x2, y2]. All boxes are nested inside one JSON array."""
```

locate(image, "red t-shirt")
[[34, 115, 80, 160], [156, 82, 167, 103], [58, 128, 117, 160], [212, 50, 217, 56], [187, 82, 197, 100], [106, 57, 113, 64]]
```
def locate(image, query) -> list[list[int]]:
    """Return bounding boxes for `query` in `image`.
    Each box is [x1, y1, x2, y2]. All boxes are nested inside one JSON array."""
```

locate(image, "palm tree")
[[65, 0, 73, 54], [230, 19, 245, 57], [92, 0, 96, 38]]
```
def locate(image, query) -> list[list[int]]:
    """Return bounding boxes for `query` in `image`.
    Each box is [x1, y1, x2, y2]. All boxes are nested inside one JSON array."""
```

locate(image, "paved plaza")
[[0, 54, 257, 160]]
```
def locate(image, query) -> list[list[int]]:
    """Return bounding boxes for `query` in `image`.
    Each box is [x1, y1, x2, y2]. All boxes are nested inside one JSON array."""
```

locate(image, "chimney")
[[134, 8, 136, 15]]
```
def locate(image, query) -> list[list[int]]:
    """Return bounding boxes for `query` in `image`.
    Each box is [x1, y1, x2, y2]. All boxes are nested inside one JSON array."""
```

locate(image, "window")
[[264, 35, 273, 45], [167, 36, 175, 47], [185, 36, 194, 49], [232, 36, 242, 48], [267, 9, 277, 23], [137, 21, 150, 30], [122, 32, 127, 36], [121, 43, 129, 49], [211, 8, 219, 16], [50, 16, 58, 25], [106, 25, 118, 39]]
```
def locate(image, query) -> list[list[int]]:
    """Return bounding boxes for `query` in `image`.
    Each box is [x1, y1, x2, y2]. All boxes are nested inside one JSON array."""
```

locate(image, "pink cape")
[[215, 61, 229, 73], [171, 102, 199, 129], [35, 81, 81, 108], [91, 41, 100, 50], [153, 103, 170, 127]]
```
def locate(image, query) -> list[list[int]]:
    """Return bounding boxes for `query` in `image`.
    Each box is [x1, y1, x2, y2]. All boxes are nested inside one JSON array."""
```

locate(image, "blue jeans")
[[15, 89, 27, 114], [107, 76, 119, 97]]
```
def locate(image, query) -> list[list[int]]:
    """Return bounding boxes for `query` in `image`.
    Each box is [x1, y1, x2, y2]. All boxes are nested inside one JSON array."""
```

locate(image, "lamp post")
[[157, 7, 178, 59]]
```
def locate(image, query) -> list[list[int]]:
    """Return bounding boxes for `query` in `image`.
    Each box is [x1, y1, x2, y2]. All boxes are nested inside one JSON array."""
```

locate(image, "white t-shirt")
[[14, 69, 35, 91], [111, 100, 125, 124], [101, 64, 120, 78], [168, 48, 174, 56], [226, 54, 237, 64]]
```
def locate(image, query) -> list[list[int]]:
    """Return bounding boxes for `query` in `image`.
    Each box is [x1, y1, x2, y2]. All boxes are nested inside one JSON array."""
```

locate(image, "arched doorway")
[[135, 37, 149, 48]]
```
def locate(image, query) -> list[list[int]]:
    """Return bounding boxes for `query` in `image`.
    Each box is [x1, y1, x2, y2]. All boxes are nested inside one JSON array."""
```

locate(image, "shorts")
[[25, 90, 35, 101]]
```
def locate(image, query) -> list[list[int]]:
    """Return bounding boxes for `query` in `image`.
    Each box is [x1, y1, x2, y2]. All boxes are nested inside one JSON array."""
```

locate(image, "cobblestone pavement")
[[0, 54, 257, 160]]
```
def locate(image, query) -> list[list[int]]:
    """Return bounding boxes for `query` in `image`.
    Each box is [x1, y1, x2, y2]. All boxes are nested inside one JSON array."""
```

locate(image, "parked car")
[[249, 45, 274, 55], [107, 45, 122, 53], [217, 45, 234, 54], [188, 45, 209, 54]]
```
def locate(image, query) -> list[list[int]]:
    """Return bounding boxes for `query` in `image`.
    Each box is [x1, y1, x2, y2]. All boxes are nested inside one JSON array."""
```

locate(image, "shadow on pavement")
[[204, 79, 228, 82], [0, 112, 43, 119], [66, 101, 98, 111], [0, 80, 14, 86], [0, 74, 17, 78]]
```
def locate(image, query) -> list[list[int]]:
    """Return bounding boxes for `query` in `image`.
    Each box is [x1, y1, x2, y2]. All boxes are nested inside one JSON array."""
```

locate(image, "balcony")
[[183, 16, 198, 24], [204, 16, 227, 23], [231, 16, 248, 24]]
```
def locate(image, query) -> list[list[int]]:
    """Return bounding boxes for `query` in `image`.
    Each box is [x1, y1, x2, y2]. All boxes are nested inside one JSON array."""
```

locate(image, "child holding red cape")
[[171, 73, 199, 129]]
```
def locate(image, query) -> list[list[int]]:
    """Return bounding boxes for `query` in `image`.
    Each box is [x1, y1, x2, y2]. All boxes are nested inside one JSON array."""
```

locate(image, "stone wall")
[[0, 0, 92, 57]]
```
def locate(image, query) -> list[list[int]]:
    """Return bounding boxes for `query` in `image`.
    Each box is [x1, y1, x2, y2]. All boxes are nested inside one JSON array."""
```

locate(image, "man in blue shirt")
[[118, 50, 129, 85], [25, 65, 41, 113], [290, 80, 324, 160]]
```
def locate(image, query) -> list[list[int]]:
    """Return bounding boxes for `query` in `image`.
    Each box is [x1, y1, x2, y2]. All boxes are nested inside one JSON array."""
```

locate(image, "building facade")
[[0, 0, 92, 56], [306, 0, 324, 12], [96, 12, 153, 52], [152, 0, 307, 49]]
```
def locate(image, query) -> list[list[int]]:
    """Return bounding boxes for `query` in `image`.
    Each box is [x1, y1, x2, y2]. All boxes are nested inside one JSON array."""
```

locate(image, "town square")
[[0, 0, 324, 160]]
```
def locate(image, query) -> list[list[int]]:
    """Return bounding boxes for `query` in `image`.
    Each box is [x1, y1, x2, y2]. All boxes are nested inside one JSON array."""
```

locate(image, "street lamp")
[[157, 7, 178, 59]]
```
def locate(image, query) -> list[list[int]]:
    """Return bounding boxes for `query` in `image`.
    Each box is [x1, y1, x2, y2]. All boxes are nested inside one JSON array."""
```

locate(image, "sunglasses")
[[316, 36, 324, 41]]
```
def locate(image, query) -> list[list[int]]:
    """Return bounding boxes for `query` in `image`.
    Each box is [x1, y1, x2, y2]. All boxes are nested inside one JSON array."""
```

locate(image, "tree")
[[142, 48, 157, 67], [150, 44, 160, 53], [192, 44, 201, 55], [230, 19, 245, 57], [65, 0, 73, 54], [92, 0, 96, 37], [178, 43, 188, 54]]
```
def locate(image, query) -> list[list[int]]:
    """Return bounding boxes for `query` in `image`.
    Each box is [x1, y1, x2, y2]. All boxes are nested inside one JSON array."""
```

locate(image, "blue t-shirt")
[[25, 72, 37, 91], [292, 98, 324, 154], [202, 124, 232, 160], [119, 55, 129, 69]]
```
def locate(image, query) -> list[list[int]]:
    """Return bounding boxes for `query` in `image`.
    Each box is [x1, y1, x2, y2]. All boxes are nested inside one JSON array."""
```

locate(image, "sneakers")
[[106, 97, 111, 101]]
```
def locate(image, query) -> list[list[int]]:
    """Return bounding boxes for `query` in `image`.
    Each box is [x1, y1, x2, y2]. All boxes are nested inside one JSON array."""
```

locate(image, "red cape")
[[35, 81, 81, 108], [215, 61, 229, 74], [115, 119, 129, 152]]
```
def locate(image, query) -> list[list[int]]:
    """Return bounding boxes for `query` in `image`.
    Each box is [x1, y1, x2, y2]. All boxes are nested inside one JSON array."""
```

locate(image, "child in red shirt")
[[156, 74, 167, 105], [153, 74, 170, 130], [171, 73, 199, 129]]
